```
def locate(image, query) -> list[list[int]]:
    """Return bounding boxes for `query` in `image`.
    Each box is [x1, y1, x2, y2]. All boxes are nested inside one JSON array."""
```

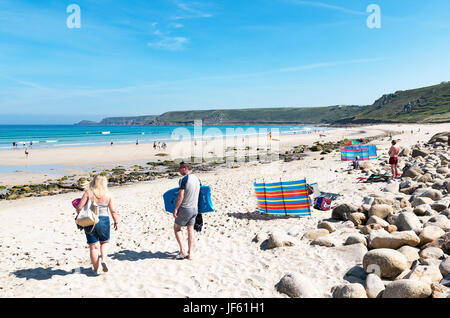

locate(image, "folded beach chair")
[[318, 192, 341, 200], [307, 182, 341, 200], [308, 182, 321, 198], [254, 179, 311, 216]]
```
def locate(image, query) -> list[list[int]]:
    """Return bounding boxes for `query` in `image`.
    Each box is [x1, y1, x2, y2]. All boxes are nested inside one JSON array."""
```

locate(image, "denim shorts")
[[84, 216, 110, 245]]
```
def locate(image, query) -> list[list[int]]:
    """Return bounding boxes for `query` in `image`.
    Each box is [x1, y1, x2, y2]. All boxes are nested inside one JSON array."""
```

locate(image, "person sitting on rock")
[[351, 156, 360, 170]]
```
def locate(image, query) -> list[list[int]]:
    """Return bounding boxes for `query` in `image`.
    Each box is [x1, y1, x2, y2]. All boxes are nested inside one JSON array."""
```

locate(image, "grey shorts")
[[175, 207, 198, 227]]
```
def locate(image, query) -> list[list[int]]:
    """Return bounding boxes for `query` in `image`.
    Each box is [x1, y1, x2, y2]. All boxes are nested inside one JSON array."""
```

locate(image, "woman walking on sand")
[[75, 175, 119, 275]]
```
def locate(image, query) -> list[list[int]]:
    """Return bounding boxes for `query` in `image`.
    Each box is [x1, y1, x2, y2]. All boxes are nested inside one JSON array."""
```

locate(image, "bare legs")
[[100, 242, 109, 272], [391, 164, 398, 180], [174, 224, 195, 259], [187, 226, 194, 260], [89, 242, 109, 273], [174, 224, 186, 258], [89, 244, 100, 273], [100, 242, 108, 261]]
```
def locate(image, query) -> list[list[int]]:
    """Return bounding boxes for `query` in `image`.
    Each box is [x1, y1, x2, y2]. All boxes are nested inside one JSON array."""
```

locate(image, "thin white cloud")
[[171, 1, 213, 20], [169, 23, 184, 29], [0, 58, 387, 108], [148, 36, 189, 51], [149, 20, 188, 51], [276, 58, 387, 73], [183, 57, 388, 81], [0, 75, 49, 90], [287, 0, 365, 16]]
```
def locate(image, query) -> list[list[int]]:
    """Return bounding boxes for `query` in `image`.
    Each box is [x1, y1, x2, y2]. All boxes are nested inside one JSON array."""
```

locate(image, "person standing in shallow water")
[[76, 175, 119, 275], [388, 140, 400, 180], [173, 162, 200, 260]]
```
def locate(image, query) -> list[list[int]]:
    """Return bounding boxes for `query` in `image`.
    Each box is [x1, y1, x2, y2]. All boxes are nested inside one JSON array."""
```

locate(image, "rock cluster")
[[0, 159, 231, 201], [278, 132, 450, 298]]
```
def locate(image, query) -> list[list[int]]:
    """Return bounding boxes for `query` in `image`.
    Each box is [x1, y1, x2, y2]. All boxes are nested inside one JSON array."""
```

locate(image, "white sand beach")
[[0, 123, 449, 297], [0, 125, 393, 187]]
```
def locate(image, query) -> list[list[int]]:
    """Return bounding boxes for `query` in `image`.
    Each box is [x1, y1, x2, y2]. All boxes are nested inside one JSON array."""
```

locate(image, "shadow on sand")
[[13, 266, 96, 280], [109, 250, 177, 262], [227, 211, 311, 221]]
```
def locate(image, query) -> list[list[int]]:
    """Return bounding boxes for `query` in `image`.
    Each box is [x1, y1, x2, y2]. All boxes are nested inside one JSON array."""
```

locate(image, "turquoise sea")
[[0, 124, 328, 150]]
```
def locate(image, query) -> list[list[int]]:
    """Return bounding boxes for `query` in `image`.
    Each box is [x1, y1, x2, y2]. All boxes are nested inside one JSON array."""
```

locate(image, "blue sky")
[[0, 0, 450, 124]]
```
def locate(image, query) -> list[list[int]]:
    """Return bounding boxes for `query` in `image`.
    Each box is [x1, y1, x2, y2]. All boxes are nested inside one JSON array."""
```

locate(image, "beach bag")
[[194, 214, 203, 232], [313, 197, 332, 211], [75, 199, 99, 232]]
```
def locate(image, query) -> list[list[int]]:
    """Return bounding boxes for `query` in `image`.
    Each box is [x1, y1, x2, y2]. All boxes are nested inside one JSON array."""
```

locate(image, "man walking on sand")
[[388, 140, 400, 180], [173, 162, 200, 260]]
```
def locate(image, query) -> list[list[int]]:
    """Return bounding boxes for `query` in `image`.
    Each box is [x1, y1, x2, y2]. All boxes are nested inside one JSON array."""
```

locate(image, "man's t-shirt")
[[179, 174, 201, 209]]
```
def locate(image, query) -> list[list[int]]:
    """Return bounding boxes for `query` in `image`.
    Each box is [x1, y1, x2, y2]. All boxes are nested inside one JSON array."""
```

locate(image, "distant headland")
[[76, 81, 450, 126]]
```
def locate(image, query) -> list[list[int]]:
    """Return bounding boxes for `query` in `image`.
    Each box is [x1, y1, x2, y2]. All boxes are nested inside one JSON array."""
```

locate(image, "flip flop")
[[175, 253, 186, 260], [101, 261, 109, 272], [91, 268, 100, 277]]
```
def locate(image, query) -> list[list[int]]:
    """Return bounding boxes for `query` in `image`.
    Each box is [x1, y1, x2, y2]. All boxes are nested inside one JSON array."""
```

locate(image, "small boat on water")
[[102, 131, 110, 135]]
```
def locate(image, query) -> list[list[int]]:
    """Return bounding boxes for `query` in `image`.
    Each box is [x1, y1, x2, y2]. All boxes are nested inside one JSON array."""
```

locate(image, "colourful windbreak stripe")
[[341, 146, 370, 161], [368, 145, 378, 160], [253, 179, 311, 217]]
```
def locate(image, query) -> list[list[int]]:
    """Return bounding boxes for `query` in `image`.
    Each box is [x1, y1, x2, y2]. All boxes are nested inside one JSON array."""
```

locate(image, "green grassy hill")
[[156, 106, 364, 125], [340, 81, 450, 123], [76, 81, 450, 125], [98, 115, 158, 125]]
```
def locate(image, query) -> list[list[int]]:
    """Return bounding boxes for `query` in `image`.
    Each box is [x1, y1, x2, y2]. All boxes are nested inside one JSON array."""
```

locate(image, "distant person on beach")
[[30, 141, 33, 149], [158, 141, 161, 149], [162, 142, 167, 150], [388, 140, 401, 180], [110, 140, 113, 146], [12, 142, 16, 149], [173, 162, 200, 260], [136, 139, 139, 146], [24, 147, 29, 158], [75, 175, 119, 275], [153, 141, 157, 150], [351, 156, 360, 170]]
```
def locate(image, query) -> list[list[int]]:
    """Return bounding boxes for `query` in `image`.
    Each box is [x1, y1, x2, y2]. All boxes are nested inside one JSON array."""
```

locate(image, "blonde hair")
[[89, 175, 108, 199]]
